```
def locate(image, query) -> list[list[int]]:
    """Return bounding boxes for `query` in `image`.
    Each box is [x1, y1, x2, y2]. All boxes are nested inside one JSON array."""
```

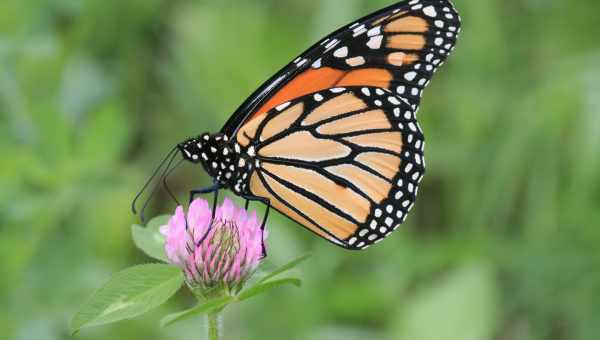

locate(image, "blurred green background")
[[2, 0, 600, 339]]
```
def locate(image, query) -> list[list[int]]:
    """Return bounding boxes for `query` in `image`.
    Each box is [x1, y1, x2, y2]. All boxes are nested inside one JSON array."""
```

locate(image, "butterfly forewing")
[[222, 0, 461, 139]]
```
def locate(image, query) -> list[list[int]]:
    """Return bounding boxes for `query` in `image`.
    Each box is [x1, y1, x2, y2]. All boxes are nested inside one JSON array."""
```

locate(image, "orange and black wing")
[[221, 0, 461, 249], [244, 86, 425, 249], [221, 0, 461, 137]]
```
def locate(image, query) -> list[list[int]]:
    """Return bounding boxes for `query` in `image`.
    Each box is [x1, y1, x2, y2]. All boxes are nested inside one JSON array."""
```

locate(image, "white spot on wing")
[[312, 58, 322, 69], [334, 46, 349, 58], [404, 71, 417, 81], [367, 36, 383, 49], [423, 6, 437, 17], [346, 56, 366, 66], [325, 39, 340, 50], [276, 102, 291, 111], [367, 26, 381, 37]]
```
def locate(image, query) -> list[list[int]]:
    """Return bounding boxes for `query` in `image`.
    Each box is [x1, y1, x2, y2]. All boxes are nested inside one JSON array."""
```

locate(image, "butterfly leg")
[[241, 194, 270, 257], [260, 201, 270, 257], [194, 186, 221, 246], [212, 188, 219, 220], [241, 195, 270, 228], [188, 182, 221, 243], [188, 182, 221, 204]]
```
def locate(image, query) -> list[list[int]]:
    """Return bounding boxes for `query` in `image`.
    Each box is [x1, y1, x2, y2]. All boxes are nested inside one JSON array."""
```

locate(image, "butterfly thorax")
[[178, 133, 256, 194]]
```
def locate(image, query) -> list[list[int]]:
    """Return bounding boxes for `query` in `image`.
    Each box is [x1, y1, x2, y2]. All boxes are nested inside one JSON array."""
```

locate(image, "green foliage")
[[131, 215, 170, 262], [71, 264, 184, 333], [160, 296, 234, 328], [2, 0, 600, 339], [237, 278, 302, 301]]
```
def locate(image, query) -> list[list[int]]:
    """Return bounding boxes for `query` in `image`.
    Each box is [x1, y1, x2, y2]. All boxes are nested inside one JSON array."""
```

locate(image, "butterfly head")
[[177, 135, 205, 164], [178, 133, 236, 180]]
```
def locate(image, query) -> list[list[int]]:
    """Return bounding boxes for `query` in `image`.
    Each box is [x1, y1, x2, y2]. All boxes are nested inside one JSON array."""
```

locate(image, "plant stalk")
[[206, 311, 222, 340]]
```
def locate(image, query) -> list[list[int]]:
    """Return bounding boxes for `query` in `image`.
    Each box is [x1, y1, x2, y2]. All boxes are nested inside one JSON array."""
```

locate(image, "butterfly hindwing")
[[245, 87, 425, 249]]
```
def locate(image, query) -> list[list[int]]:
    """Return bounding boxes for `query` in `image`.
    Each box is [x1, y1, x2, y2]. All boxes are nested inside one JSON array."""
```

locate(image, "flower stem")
[[206, 311, 222, 340]]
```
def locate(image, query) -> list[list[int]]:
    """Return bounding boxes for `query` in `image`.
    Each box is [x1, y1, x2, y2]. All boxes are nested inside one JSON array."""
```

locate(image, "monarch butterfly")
[[133, 0, 461, 250]]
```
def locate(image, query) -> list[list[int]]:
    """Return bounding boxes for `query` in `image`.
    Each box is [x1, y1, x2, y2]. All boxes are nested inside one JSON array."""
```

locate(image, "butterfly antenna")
[[162, 157, 185, 206], [138, 148, 179, 223], [132, 146, 178, 215]]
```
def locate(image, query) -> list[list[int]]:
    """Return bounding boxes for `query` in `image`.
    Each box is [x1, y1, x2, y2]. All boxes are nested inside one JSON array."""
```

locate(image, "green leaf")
[[160, 296, 234, 328], [238, 278, 301, 301], [71, 264, 184, 334], [259, 254, 311, 283], [131, 215, 170, 262]]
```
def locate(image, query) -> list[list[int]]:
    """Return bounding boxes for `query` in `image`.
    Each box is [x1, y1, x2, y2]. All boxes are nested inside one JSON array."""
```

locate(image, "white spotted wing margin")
[[246, 87, 425, 250], [313, 0, 462, 110]]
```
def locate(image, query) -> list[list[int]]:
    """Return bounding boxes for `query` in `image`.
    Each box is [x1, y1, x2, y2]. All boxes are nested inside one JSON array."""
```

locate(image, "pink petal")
[[188, 199, 212, 243], [162, 206, 191, 266], [219, 197, 235, 220], [171, 206, 186, 230]]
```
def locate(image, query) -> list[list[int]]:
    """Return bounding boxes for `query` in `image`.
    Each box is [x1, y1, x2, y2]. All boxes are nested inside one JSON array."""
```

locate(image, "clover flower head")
[[160, 198, 266, 293]]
